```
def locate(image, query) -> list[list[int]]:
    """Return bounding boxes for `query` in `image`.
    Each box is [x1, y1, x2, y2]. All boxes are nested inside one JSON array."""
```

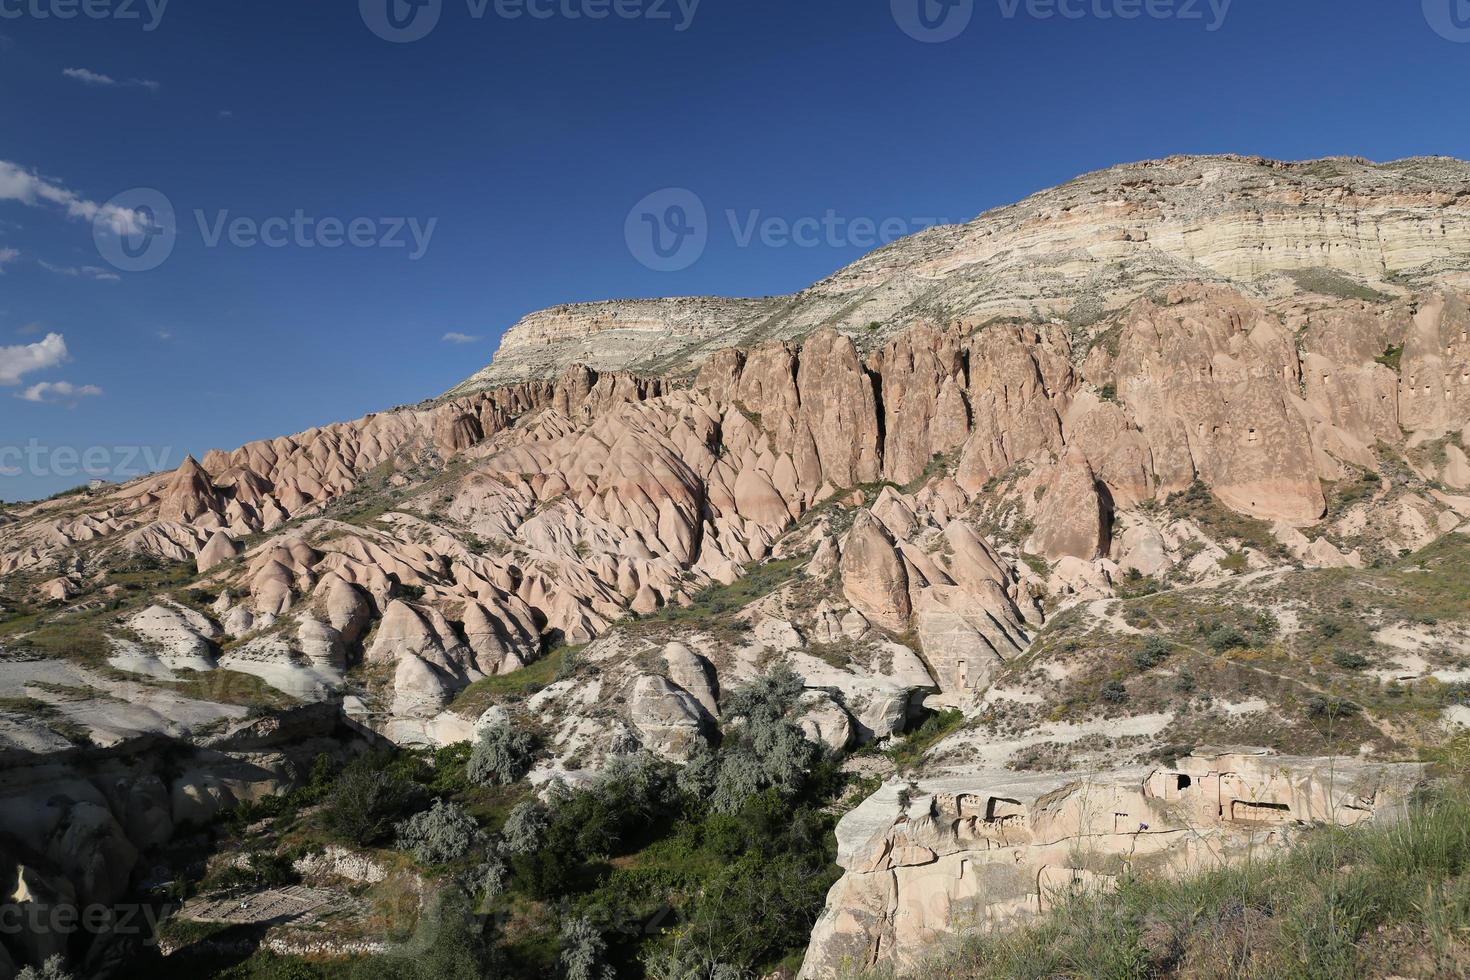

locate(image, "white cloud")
[[18, 380, 103, 405], [63, 68, 160, 92], [38, 260, 121, 282], [63, 67, 116, 85], [0, 160, 147, 235], [0, 247, 17, 270], [0, 332, 68, 386], [442, 332, 481, 344], [156, 330, 173, 341]]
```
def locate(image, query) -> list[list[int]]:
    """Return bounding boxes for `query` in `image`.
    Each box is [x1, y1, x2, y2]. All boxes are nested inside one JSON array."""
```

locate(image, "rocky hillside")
[[4, 155, 1470, 979], [452, 154, 1470, 390]]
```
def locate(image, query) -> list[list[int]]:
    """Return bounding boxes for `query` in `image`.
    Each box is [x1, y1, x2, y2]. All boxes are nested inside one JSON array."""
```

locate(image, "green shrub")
[[1306, 694, 1361, 722], [17, 956, 74, 980], [395, 800, 483, 866], [1332, 650, 1370, 671], [500, 800, 549, 855], [1207, 625, 1249, 652], [1132, 636, 1171, 671], [558, 915, 614, 980], [467, 724, 536, 787], [886, 708, 965, 772], [676, 665, 817, 813], [322, 753, 420, 846]]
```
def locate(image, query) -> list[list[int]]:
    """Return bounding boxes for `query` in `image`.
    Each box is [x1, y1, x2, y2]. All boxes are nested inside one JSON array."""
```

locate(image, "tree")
[[468, 855, 508, 902], [559, 915, 615, 980], [17, 957, 73, 980], [395, 799, 483, 865], [467, 724, 536, 787], [677, 665, 818, 814], [323, 753, 419, 846], [500, 800, 548, 855]]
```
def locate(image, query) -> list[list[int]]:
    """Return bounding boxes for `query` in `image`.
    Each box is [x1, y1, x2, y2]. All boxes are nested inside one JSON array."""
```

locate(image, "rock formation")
[[799, 750, 1427, 978]]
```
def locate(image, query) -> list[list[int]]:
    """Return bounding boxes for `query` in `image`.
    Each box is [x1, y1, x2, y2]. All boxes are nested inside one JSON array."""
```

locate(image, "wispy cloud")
[[63, 67, 160, 92], [18, 380, 103, 405], [442, 332, 481, 344], [38, 260, 120, 282], [0, 160, 148, 235], [156, 330, 173, 341], [0, 247, 17, 270], [0, 332, 69, 386]]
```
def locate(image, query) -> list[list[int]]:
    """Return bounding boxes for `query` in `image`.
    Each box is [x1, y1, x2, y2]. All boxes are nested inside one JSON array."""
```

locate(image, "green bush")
[[676, 665, 818, 814], [1306, 695, 1362, 722], [467, 724, 536, 787], [322, 753, 420, 846], [511, 754, 678, 899], [17, 956, 74, 980], [559, 915, 614, 980], [1132, 636, 1171, 671], [1206, 625, 1248, 652], [1332, 650, 1370, 671], [395, 799, 483, 866]]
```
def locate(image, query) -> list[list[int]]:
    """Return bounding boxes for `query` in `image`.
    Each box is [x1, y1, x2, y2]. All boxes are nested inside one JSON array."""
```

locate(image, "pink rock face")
[[878, 322, 968, 486], [1400, 294, 1470, 434], [840, 511, 911, 631], [1027, 449, 1111, 561], [955, 326, 1071, 494], [1113, 286, 1325, 524], [158, 457, 223, 525]]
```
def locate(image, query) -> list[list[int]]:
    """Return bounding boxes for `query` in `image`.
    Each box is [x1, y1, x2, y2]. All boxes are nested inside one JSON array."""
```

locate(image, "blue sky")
[[1, 0, 1468, 501]]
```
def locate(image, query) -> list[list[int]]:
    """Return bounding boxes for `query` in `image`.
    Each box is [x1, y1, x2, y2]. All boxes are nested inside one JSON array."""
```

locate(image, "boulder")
[[629, 675, 709, 761]]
